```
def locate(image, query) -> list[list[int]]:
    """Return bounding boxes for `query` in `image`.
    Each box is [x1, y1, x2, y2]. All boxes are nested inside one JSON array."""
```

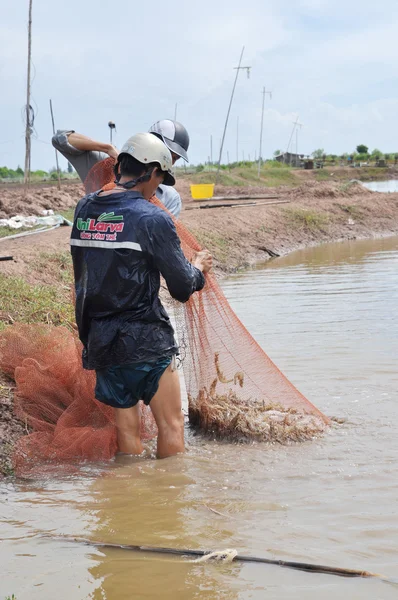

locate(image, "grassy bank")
[[0, 252, 75, 332], [177, 163, 392, 187]]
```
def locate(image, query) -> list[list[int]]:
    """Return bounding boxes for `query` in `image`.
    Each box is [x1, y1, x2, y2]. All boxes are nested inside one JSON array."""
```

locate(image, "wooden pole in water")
[[49, 99, 61, 190], [24, 0, 33, 188], [51, 536, 388, 581]]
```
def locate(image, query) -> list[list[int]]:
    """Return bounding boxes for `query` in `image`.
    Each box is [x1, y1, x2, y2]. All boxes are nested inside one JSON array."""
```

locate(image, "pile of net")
[[0, 158, 328, 473], [0, 325, 157, 473]]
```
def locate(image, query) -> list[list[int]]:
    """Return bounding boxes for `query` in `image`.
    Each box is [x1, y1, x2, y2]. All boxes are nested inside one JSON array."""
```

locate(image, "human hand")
[[193, 250, 213, 274], [106, 145, 119, 161]]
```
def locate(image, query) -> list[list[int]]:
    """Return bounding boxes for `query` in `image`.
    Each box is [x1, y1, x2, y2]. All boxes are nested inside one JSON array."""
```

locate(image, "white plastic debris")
[[0, 214, 64, 229]]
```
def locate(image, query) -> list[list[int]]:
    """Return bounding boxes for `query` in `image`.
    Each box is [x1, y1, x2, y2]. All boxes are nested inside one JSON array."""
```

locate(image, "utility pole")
[[286, 116, 301, 166], [257, 87, 272, 177], [24, 0, 33, 187], [295, 120, 303, 166], [236, 116, 239, 163], [174, 103, 178, 121], [210, 135, 213, 164], [108, 121, 116, 145], [216, 46, 251, 182], [49, 99, 61, 190]]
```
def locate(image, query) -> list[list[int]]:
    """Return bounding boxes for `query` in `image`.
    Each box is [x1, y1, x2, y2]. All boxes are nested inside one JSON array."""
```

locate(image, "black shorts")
[[95, 356, 173, 409]]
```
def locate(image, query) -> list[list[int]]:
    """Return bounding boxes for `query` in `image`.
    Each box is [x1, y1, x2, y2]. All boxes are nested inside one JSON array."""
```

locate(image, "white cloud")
[[1, 0, 398, 169]]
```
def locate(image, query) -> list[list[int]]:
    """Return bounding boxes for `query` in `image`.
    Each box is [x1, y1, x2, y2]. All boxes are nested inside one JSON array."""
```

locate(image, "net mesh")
[[0, 158, 328, 473], [0, 324, 157, 474]]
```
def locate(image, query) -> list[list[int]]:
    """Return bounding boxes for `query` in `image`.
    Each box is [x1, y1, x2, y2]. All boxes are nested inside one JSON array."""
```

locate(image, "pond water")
[[1, 236, 398, 599], [361, 180, 398, 193]]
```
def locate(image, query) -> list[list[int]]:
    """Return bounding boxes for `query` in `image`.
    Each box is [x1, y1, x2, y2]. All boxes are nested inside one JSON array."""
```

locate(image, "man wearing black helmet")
[[52, 120, 189, 218], [148, 120, 189, 217]]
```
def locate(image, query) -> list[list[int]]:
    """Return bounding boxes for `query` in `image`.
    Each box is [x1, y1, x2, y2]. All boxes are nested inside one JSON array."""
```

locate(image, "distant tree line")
[[0, 163, 75, 180], [309, 146, 398, 164]]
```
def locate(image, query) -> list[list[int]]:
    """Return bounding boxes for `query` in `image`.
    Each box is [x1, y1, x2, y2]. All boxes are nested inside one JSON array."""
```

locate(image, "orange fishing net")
[[0, 325, 157, 473], [0, 158, 328, 473]]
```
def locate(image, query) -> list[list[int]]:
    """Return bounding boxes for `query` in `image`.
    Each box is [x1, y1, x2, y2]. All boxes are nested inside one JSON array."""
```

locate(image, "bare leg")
[[150, 365, 185, 458], [114, 404, 144, 455]]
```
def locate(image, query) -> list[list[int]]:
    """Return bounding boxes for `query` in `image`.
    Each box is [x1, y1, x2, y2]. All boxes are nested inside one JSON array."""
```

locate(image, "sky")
[[1, 0, 398, 170]]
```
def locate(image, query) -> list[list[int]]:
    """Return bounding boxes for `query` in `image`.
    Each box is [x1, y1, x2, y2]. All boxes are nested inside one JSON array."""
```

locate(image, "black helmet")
[[149, 120, 190, 162]]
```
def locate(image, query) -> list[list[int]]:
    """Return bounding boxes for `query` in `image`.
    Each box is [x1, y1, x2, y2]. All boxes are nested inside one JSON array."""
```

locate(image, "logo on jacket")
[[76, 212, 124, 241]]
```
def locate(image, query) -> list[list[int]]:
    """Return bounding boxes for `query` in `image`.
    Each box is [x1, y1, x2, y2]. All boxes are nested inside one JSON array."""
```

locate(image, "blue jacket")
[[71, 190, 205, 370]]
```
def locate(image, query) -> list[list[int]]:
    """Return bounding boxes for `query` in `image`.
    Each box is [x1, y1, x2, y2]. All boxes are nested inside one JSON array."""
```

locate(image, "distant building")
[[274, 152, 308, 167]]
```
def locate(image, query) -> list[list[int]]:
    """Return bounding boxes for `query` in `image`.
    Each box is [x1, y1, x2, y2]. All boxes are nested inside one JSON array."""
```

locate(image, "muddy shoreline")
[[181, 180, 398, 273], [1, 179, 398, 476]]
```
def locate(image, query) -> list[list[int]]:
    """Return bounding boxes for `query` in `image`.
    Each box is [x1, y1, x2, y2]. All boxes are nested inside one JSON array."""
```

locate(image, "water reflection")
[[86, 457, 241, 600]]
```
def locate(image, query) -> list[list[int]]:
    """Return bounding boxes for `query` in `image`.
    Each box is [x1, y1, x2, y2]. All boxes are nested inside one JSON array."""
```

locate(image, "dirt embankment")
[[183, 181, 398, 270], [1, 180, 398, 282], [0, 183, 83, 220]]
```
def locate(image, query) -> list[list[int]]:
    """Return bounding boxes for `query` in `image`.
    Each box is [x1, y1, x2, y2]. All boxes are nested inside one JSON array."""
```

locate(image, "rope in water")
[[49, 536, 386, 580]]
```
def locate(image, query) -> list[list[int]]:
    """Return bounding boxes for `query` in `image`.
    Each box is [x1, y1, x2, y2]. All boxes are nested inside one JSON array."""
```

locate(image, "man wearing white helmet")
[[52, 119, 189, 218], [71, 132, 212, 458]]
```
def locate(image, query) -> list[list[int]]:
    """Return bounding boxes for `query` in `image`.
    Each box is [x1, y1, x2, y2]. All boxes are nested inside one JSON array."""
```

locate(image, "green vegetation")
[[356, 144, 368, 154], [284, 208, 329, 231], [336, 203, 364, 220], [190, 230, 230, 262], [312, 149, 325, 159], [317, 146, 397, 166], [312, 169, 331, 181], [33, 251, 74, 286], [0, 166, 50, 181], [0, 165, 77, 182], [0, 253, 74, 331], [60, 208, 75, 223], [309, 165, 389, 182], [0, 225, 46, 239], [0, 166, 24, 179], [5, 595, 17, 599], [178, 162, 299, 187]]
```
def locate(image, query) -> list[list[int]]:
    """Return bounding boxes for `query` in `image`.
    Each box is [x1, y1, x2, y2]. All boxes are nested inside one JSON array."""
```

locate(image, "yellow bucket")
[[190, 183, 215, 200]]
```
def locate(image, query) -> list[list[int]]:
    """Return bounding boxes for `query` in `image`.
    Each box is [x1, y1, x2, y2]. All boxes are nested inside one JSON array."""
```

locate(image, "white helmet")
[[119, 132, 175, 186]]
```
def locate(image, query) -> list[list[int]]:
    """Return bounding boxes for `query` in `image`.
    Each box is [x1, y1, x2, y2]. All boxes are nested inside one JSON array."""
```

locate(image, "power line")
[[216, 46, 251, 182]]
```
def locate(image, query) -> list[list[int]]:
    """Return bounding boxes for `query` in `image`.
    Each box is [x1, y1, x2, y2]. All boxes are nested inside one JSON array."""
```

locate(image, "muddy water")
[[1, 237, 398, 599]]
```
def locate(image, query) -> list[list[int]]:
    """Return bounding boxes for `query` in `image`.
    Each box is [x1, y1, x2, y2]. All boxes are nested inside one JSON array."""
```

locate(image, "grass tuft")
[[284, 208, 329, 231], [0, 273, 74, 331]]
